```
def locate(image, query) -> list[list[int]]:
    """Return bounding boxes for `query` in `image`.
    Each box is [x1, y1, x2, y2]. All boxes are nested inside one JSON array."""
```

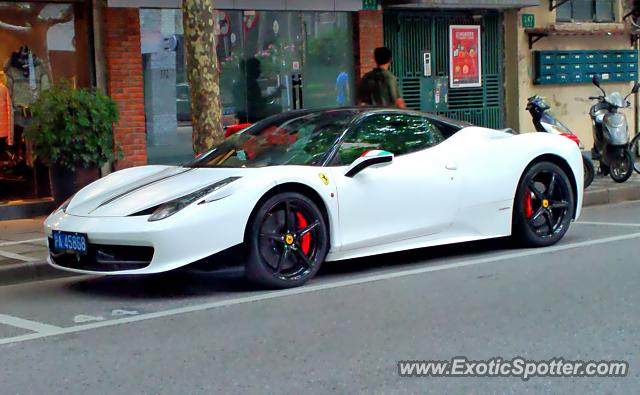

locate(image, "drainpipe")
[[91, 0, 107, 94], [92, 0, 111, 177]]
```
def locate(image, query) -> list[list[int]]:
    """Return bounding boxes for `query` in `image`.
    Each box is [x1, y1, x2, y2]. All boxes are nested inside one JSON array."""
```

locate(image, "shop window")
[[0, 2, 90, 202], [140, 8, 355, 166], [556, 0, 615, 22]]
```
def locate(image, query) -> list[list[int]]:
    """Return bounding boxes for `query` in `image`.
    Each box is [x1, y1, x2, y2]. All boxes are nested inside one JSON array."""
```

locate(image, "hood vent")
[[92, 168, 194, 213], [129, 205, 161, 217]]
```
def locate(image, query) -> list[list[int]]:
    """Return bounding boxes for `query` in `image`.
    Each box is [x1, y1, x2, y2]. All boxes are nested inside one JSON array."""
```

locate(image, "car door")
[[330, 113, 460, 252]]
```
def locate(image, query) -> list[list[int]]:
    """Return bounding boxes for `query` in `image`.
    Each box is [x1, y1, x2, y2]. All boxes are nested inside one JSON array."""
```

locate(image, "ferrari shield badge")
[[285, 234, 294, 245], [319, 173, 329, 185]]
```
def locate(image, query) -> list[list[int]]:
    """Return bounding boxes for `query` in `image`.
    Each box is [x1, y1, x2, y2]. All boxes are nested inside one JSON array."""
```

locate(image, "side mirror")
[[592, 74, 607, 96], [632, 81, 640, 94], [344, 151, 394, 178]]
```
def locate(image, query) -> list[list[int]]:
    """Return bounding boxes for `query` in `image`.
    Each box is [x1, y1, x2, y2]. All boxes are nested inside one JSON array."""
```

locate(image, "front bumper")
[[44, 197, 251, 275], [48, 238, 154, 272]]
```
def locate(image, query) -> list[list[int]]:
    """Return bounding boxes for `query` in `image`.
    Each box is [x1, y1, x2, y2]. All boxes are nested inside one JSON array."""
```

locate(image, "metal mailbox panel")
[[534, 50, 638, 85]]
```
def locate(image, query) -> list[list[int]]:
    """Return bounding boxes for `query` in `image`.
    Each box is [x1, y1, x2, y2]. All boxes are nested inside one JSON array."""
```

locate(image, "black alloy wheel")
[[513, 162, 575, 247], [246, 192, 329, 288]]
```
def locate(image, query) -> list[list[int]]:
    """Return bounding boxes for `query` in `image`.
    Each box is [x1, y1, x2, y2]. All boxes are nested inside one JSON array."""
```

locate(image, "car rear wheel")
[[512, 162, 575, 247], [246, 192, 329, 289]]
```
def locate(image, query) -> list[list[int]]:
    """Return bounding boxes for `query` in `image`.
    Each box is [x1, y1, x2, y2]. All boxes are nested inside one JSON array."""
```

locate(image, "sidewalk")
[[1, 174, 639, 286], [583, 173, 640, 206], [0, 216, 69, 286]]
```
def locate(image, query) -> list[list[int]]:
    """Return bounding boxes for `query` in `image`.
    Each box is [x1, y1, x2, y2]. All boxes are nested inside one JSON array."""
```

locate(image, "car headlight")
[[148, 177, 241, 221], [55, 195, 75, 214]]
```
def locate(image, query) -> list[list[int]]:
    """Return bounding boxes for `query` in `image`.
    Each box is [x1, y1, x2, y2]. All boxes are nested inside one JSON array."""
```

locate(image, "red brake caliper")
[[295, 212, 311, 255], [524, 188, 534, 219]]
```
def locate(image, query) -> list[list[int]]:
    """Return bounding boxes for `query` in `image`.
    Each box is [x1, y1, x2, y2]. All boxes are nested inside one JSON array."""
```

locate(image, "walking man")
[[358, 47, 405, 108]]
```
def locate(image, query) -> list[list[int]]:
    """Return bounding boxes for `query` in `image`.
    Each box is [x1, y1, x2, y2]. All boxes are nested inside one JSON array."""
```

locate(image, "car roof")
[[311, 107, 474, 129]]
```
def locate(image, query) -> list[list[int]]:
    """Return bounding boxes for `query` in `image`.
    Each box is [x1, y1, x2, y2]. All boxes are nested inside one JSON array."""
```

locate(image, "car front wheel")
[[246, 192, 329, 289]]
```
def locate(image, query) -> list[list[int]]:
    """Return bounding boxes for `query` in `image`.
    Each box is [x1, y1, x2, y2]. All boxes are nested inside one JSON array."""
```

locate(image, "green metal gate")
[[383, 11, 504, 128]]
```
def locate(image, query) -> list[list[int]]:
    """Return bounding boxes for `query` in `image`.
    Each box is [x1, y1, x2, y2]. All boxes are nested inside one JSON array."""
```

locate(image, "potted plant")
[[26, 83, 120, 205]]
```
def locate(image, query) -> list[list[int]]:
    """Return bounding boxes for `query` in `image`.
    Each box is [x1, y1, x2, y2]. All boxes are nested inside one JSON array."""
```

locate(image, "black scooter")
[[526, 96, 595, 188]]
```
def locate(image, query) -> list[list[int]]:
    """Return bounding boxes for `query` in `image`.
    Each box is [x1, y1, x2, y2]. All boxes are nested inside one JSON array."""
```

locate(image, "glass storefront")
[[0, 1, 91, 203], [140, 8, 355, 165]]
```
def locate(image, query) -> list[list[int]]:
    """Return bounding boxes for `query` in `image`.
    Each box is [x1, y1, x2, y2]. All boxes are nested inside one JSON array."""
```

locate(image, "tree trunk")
[[182, 0, 223, 155]]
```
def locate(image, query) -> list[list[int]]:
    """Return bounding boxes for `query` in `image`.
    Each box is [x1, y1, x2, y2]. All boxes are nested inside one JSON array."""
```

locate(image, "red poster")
[[449, 25, 482, 88]]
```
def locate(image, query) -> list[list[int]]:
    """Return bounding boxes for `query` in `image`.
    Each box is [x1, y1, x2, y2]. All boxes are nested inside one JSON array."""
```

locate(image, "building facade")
[[1, 0, 638, 219], [106, 0, 542, 169], [0, 0, 371, 217], [504, 0, 637, 149]]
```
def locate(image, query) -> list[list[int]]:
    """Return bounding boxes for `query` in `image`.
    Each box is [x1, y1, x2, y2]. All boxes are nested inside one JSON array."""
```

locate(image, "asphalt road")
[[2, 201, 640, 394]]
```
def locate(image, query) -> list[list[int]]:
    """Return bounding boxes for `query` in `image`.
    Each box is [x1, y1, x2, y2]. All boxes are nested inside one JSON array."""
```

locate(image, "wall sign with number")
[[362, 0, 378, 10], [521, 13, 535, 29]]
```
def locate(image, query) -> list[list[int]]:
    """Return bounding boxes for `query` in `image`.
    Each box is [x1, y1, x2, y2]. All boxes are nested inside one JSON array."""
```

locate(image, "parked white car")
[[45, 108, 583, 288]]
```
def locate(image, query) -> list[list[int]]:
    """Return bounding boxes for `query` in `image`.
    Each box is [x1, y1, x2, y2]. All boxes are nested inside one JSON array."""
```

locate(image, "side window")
[[556, 0, 614, 22], [335, 114, 444, 165]]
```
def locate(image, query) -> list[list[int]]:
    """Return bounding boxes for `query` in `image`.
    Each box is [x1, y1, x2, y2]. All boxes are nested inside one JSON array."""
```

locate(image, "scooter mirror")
[[632, 81, 640, 94], [592, 75, 601, 87]]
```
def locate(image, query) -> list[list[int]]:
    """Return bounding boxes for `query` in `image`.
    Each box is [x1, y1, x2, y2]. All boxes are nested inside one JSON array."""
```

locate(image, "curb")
[[0, 199, 56, 221], [0, 260, 79, 287], [583, 185, 640, 207]]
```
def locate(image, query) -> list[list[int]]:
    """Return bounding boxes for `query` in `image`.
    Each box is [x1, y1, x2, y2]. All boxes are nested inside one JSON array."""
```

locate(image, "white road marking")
[[0, 314, 61, 335], [111, 309, 139, 317], [0, 238, 46, 247], [0, 250, 41, 262], [575, 221, 640, 227], [73, 315, 105, 324], [2, 231, 640, 346]]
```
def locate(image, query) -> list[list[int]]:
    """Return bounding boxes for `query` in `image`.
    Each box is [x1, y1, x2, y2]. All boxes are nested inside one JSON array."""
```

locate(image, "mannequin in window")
[[3, 46, 50, 166], [4, 46, 50, 119], [0, 71, 13, 147]]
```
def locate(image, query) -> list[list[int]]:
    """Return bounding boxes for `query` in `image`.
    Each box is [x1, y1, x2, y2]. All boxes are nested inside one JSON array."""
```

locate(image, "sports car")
[[45, 108, 583, 288]]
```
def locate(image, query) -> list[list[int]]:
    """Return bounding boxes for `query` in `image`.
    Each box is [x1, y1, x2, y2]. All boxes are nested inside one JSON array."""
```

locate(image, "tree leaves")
[[25, 82, 120, 171]]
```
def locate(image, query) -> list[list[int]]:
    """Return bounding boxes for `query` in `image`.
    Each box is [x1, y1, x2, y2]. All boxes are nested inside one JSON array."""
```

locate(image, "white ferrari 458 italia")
[[45, 108, 583, 288]]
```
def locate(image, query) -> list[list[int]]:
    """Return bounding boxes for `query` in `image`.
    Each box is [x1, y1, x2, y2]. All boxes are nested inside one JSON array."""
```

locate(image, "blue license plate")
[[52, 231, 88, 254]]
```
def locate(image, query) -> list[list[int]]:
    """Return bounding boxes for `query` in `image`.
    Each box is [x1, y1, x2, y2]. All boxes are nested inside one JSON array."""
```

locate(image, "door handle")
[[445, 163, 458, 171]]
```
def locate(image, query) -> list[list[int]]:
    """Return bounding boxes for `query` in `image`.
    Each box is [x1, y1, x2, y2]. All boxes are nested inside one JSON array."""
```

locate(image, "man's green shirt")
[[358, 68, 400, 107]]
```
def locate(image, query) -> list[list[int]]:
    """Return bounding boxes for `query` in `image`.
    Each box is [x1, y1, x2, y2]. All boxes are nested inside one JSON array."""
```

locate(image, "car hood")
[[66, 166, 254, 217]]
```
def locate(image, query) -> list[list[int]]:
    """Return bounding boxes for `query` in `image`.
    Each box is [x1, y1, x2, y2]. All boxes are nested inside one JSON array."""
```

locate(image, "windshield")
[[530, 96, 551, 110], [606, 92, 625, 108], [540, 113, 572, 134], [188, 110, 359, 168]]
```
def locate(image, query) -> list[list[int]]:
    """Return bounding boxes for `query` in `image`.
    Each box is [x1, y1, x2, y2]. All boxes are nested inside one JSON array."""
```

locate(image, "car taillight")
[[224, 123, 252, 138], [560, 133, 580, 146]]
